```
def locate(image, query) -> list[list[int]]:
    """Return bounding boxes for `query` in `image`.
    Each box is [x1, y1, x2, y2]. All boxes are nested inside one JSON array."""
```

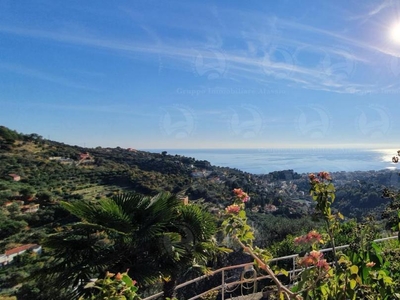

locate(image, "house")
[[49, 156, 62, 160], [77, 152, 95, 165], [9, 174, 21, 181], [79, 152, 91, 160], [264, 204, 278, 213], [0, 244, 42, 266], [209, 177, 223, 184], [191, 170, 213, 178], [0, 255, 7, 266], [49, 157, 74, 165], [4, 200, 24, 207], [179, 196, 189, 205], [59, 158, 74, 165], [21, 204, 40, 214]]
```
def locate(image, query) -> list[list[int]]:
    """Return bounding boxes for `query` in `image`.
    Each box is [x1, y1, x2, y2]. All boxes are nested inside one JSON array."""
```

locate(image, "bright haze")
[[1, 0, 400, 149]]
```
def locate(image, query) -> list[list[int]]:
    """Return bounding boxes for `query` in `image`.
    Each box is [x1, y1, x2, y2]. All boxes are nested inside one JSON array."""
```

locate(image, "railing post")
[[292, 256, 296, 282], [221, 269, 225, 300], [142, 235, 397, 300]]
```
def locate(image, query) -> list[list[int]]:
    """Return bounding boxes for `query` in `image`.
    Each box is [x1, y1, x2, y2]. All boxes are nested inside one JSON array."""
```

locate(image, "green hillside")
[[0, 125, 398, 299]]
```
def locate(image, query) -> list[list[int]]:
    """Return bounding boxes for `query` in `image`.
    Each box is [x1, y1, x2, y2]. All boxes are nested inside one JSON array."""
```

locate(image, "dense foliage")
[[222, 175, 400, 299], [0, 126, 399, 299]]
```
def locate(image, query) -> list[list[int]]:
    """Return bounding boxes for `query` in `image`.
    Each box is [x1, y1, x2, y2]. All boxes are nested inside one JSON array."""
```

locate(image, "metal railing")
[[142, 235, 398, 300]]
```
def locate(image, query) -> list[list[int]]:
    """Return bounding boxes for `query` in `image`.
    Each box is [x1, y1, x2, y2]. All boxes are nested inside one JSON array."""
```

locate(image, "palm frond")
[[42, 192, 220, 296]]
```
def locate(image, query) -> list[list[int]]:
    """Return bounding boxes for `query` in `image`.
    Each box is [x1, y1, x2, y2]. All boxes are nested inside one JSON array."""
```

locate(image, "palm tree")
[[157, 203, 223, 299], [39, 192, 221, 299]]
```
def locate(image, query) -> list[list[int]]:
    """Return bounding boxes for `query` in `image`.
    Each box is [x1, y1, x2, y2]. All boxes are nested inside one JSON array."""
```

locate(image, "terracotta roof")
[[5, 244, 38, 256]]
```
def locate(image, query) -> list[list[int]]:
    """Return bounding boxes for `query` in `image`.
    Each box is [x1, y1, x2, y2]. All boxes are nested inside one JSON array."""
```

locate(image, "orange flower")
[[366, 261, 376, 268], [294, 230, 323, 246], [115, 272, 123, 280], [293, 236, 302, 245], [299, 255, 314, 267], [311, 178, 320, 184], [241, 195, 250, 202], [318, 171, 331, 180], [233, 188, 250, 202], [233, 188, 244, 196], [307, 230, 323, 244], [106, 271, 115, 278], [316, 259, 330, 271], [309, 250, 323, 262], [226, 204, 241, 214]]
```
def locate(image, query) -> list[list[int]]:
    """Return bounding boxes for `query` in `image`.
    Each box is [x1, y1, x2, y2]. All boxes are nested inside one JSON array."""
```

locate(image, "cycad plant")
[[39, 192, 221, 299]]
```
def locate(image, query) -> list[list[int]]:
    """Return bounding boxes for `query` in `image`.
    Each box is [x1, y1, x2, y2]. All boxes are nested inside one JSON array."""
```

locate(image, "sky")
[[1, 0, 400, 149]]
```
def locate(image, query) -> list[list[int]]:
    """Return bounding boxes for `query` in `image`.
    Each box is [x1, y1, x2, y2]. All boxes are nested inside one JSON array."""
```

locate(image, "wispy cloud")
[[348, 0, 394, 22], [0, 17, 397, 95], [278, 19, 400, 59], [0, 62, 97, 90], [27, 102, 159, 117]]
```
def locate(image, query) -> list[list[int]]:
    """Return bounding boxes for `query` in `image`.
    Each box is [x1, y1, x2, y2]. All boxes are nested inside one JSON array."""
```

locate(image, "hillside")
[[0, 126, 307, 216], [1, 125, 399, 299], [0, 125, 396, 224]]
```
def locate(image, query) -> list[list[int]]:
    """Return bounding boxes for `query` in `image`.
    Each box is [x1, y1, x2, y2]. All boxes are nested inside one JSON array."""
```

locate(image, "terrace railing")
[[142, 235, 398, 300]]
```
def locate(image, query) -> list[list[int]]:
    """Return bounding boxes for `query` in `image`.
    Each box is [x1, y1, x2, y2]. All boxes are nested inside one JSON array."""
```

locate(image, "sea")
[[148, 148, 399, 175]]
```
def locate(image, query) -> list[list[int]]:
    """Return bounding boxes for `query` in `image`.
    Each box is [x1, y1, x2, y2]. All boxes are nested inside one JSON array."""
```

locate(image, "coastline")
[[143, 148, 398, 174]]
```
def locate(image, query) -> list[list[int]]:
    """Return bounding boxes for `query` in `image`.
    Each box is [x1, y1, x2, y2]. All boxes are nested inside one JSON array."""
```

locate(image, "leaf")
[[338, 256, 348, 265], [371, 242, 383, 265], [349, 265, 358, 275], [349, 279, 357, 289], [279, 292, 285, 300], [83, 281, 97, 289], [291, 284, 299, 292], [243, 231, 254, 242], [122, 274, 133, 287], [320, 284, 328, 296], [330, 193, 336, 203], [384, 276, 393, 285], [280, 268, 289, 277]]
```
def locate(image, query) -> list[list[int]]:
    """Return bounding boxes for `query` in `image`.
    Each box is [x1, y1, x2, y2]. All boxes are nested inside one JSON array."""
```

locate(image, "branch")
[[235, 238, 302, 300]]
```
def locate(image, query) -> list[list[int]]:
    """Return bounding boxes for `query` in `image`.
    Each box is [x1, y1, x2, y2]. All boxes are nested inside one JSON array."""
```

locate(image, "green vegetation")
[[38, 192, 221, 299], [0, 126, 399, 299], [223, 175, 400, 299]]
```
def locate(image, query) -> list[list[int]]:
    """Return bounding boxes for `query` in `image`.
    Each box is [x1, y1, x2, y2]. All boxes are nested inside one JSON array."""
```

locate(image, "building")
[[9, 174, 21, 181], [264, 204, 278, 213], [0, 244, 42, 266], [21, 204, 40, 214], [191, 170, 213, 178], [179, 196, 189, 205]]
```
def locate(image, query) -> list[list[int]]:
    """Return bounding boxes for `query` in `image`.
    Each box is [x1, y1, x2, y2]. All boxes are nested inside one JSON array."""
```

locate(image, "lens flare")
[[390, 22, 400, 43]]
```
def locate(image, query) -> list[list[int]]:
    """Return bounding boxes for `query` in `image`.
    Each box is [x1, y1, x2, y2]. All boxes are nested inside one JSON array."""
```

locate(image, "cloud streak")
[[0, 62, 97, 91], [0, 11, 398, 96]]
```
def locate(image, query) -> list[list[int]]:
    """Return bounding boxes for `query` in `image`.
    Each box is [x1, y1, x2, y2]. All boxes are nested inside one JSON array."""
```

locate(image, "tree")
[[0, 209, 28, 239], [20, 187, 36, 200], [0, 126, 20, 144], [159, 203, 224, 299], [39, 192, 220, 299]]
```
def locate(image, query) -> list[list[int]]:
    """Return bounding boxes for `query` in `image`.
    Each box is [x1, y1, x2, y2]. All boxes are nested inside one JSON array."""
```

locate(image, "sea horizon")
[[142, 148, 399, 174]]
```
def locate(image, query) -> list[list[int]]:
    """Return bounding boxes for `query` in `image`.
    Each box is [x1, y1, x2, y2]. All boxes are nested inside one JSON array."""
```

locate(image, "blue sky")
[[1, 0, 400, 149]]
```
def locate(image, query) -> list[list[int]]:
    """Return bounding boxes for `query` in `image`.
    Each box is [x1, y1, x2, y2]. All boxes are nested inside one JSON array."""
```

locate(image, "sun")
[[390, 22, 400, 43]]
